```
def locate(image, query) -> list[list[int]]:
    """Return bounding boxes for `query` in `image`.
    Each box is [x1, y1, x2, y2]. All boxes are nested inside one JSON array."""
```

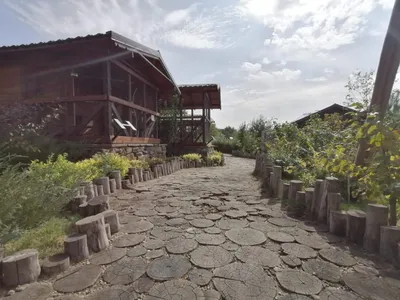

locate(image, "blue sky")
[[0, 0, 397, 128]]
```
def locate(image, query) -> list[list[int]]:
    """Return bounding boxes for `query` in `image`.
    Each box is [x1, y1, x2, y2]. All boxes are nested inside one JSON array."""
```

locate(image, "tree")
[[220, 126, 236, 139]]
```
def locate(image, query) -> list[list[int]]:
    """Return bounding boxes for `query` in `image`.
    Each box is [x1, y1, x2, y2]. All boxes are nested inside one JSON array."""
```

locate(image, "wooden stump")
[[327, 193, 341, 226], [312, 179, 323, 221], [76, 215, 109, 253], [152, 166, 158, 178], [64, 233, 89, 263], [280, 182, 290, 210], [363, 204, 388, 253], [346, 210, 366, 245], [317, 177, 339, 224], [101, 210, 121, 234], [329, 210, 347, 236], [137, 169, 143, 182], [41, 253, 70, 275], [93, 185, 98, 197], [87, 195, 109, 216], [110, 170, 122, 189], [272, 166, 282, 196], [278, 180, 285, 199], [1, 249, 41, 286], [142, 171, 148, 182], [295, 191, 306, 217], [81, 181, 95, 201], [79, 202, 89, 218], [109, 178, 116, 193], [380, 226, 400, 264], [94, 177, 110, 195], [305, 188, 314, 219], [122, 179, 133, 190], [288, 180, 303, 211], [105, 223, 111, 239], [96, 185, 104, 196], [70, 195, 87, 214]]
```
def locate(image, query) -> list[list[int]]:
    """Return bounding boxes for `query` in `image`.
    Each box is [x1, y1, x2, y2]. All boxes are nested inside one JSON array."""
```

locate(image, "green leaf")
[[367, 125, 377, 134]]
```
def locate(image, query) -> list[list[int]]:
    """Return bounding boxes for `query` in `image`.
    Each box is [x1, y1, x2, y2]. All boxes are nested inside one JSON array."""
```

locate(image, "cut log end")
[[41, 253, 70, 276], [64, 233, 89, 263]]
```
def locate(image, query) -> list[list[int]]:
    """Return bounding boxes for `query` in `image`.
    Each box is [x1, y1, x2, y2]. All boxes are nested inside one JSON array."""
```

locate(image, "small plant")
[[146, 158, 165, 168], [91, 152, 132, 177], [182, 153, 202, 162], [208, 151, 223, 165], [131, 159, 149, 170]]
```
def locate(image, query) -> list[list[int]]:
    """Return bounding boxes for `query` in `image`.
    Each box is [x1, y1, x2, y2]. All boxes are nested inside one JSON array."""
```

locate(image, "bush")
[[4, 217, 77, 259], [0, 155, 76, 242], [182, 153, 202, 162], [131, 159, 149, 169], [212, 138, 240, 154], [146, 158, 165, 168], [208, 151, 223, 164], [91, 152, 132, 177]]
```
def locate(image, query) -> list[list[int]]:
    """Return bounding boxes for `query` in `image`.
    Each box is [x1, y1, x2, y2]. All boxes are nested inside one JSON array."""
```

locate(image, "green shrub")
[[212, 138, 240, 154], [91, 152, 132, 177], [146, 158, 165, 168], [131, 159, 149, 169], [4, 217, 77, 259], [0, 155, 76, 241], [208, 151, 223, 164], [182, 153, 202, 162]]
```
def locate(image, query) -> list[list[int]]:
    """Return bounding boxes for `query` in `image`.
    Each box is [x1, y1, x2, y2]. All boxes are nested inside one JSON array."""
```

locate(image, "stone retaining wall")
[[254, 152, 400, 267]]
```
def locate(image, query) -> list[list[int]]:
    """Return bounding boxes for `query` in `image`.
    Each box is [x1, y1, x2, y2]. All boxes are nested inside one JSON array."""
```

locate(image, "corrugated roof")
[[0, 30, 180, 94], [179, 84, 219, 89]]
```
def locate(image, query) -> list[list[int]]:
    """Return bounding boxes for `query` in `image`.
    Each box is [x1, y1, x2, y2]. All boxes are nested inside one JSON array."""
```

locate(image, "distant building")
[[293, 103, 355, 128]]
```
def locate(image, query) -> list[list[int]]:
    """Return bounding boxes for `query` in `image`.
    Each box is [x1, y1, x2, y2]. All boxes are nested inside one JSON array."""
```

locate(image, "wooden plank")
[[128, 74, 132, 102], [111, 59, 158, 90], [109, 95, 159, 116], [112, 136, 160, 144], [66, 103, 104, 136], [138, 53, 174, 85], [111, 103, 129, 136], [23, 95, 107, 104]]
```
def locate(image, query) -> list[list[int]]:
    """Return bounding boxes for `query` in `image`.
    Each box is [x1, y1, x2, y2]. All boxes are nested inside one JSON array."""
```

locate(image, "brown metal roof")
[[178, 84, 221, 109], [0, 31, 180, 94]]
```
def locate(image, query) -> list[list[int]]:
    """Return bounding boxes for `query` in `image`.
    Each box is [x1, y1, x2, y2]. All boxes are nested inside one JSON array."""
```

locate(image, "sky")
[[0, 0, 398, 128]]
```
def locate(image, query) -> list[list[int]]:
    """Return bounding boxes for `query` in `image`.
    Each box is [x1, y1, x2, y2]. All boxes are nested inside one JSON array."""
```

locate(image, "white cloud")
[[324, 68, 335, 74], [241, 62, 262, 73], [262, 57, 271, 65], [5, 0, 232, 50], [306, 76, 328, 82]]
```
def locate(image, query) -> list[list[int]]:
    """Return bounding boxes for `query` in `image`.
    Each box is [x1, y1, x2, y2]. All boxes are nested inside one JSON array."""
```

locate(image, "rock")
[[103, 257, 147, 285], [147, 256, 191, 281], [53, 264, 102, 293], [213, 262, 277, 300], [225, 228, 266, 246], [190, 246, 233, 268], [277, 270, 322, 296]]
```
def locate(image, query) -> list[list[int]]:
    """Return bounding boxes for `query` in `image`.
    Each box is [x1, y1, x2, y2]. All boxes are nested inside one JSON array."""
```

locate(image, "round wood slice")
[[267, 232, 295, 243], [53, 264, 102, 293], [276, 270, 322, 295], [225, 228, 266, 246], [144, 280, 204, 300], [281, 243, 317, 260], [302, 259, 342, 283], [190, 246, 233, 268], [146, 256, 191, 281], [103, 257, 147, 285], [319, 248, 356, 267]]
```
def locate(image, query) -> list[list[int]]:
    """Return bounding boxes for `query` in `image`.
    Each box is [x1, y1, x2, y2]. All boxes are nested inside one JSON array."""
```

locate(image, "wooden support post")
[[104, 61, 113, 140], [202, 92, 206, 144], [317, 177, 339, 224], [346, 210, 366, 245], [363, 204, 389, 253]]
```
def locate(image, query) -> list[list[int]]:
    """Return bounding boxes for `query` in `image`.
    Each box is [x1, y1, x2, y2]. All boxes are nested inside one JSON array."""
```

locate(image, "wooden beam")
[[66, 103, 104, 136], [109, 95, 160, 116], [103, 61, 113, 139], [111, 59, 158, 90], [128, 74, 132, 102], [23, 95, 107, 104], [138, 53, 175, 85], [202, 92, 206, 144], [111, 103, 129, 136]]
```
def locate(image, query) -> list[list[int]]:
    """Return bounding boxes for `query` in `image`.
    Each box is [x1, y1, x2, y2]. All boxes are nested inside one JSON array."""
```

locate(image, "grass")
[[340, 202, 367, 212], [4, 216, 79, 259]]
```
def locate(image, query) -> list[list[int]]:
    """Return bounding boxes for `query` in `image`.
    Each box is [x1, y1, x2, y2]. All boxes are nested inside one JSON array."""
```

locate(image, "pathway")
[[9, 156, 400, 299]]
